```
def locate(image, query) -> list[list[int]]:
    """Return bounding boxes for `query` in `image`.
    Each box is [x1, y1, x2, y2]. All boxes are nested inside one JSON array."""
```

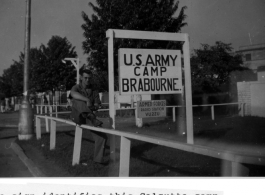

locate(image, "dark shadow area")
[[195, 128, 232, 140]]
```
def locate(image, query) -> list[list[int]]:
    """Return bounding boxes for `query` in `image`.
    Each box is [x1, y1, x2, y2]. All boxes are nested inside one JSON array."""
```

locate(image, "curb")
[[10, 140, 46, 177], [0, 125, 18, 128]]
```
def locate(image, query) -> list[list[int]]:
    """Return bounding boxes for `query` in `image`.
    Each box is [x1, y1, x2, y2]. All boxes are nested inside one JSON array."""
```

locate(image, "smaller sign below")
[[137, 100, 166, 118]]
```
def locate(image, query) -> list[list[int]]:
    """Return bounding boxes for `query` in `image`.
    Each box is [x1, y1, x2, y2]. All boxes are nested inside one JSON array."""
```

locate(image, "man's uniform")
[[70, 83, 107, 163]]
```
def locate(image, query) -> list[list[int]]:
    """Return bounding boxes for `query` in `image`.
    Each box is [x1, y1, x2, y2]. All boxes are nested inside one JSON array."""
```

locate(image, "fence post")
[[211, 105, 215, 120], [242, 103, 245, 117], [45, 117, 49, 132], [49, 106, 52, 115], [135, 95, 143, 127], [36, 117, 41, 140], [231, 161, 249, 176], [119, 136, 131, 177], [50, 119, 56, 150], [110, 135, 116, 163], [36, 105, 39, 114], [50, 106, 53, 131], [221, 159, 231, 176], [131, 95, 134, 108], [173, 107, 176, 122], [56, 105, 58, 118], [72, 126, 83, 166]]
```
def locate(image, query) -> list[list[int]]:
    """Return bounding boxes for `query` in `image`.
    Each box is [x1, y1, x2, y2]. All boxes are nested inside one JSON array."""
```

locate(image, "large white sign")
[[119, 49, 182, 95]]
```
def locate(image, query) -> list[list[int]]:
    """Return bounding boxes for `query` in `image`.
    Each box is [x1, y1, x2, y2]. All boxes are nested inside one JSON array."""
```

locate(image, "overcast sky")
[[0, 0, 264, 75]]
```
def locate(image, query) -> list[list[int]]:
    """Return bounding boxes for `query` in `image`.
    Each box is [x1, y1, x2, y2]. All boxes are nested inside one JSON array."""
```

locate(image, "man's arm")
[[71, 86, 91, 106], [93, 90, 101, 105], [71, 90, 88, 102]]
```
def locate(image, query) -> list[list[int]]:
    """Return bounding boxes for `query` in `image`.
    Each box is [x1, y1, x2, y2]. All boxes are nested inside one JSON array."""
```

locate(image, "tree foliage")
[[81, 0, 188, 90], [191, 41, 246, 94], [0, 60, 23, 97], [30, 36, 77, 92], [0, 36, 77, 97]]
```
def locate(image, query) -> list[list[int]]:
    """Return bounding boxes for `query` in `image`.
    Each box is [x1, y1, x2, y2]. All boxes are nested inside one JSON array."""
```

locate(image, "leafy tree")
[[28, 47, 46, 92], [81, 0, 187, 90], [0, 60, 23, 97], [30, 36, 77, 92], [191, 41, 246, 94], [0, 36, 77, 97]]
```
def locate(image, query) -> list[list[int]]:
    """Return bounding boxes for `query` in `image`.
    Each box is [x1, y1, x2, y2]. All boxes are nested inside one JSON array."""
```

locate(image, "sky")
[[0, 0, 265, 75]]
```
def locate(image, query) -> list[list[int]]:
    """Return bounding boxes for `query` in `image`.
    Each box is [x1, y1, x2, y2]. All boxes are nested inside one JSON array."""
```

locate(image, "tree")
[[30, 36, 77, 92], [81, 0, 187, 90], [191, 41, 246, 94], [0, 36, 77, 97], [0, 60, 23, 97]]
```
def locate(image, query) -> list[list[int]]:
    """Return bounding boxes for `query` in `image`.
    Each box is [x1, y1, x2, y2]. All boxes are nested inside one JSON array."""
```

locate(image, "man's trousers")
[[90, 130, 108, 163]]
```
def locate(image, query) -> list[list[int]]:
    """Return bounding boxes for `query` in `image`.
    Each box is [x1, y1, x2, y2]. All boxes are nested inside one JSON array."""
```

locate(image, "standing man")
[[14, 96, 19, 111], [70, 68, 107, 164], [5, 97, 10, 111], [0, 98, 5, 113], [0, 93, 5, 113]]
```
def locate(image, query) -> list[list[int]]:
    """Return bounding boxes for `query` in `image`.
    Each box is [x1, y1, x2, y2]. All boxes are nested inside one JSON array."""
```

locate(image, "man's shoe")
[[91, 118, 103, 127], [87, 113, 103, 127]]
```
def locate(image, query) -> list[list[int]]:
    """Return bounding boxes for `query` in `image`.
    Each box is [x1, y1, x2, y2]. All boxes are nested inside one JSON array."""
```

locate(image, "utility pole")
[[18, 0, 34, 140]]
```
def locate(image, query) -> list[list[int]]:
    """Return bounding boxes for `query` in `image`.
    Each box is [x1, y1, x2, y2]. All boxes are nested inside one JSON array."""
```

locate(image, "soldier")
[[0, 98, 5, 113], [70, 68, 107, 164]]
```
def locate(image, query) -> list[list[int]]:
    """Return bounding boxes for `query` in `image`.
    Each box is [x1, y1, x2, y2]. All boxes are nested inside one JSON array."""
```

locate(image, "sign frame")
[[106, 29, 194, 144]]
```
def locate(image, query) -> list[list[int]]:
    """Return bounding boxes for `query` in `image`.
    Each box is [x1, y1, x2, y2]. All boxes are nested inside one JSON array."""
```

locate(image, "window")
[[246, 53, 251, 61]]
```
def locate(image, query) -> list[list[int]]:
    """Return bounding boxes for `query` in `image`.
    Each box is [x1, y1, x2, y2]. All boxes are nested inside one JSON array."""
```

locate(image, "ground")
[[16, 115, 265, 177]]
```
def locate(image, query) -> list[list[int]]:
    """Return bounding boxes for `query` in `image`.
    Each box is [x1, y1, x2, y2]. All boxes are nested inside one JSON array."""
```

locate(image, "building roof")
[[238, 43, 265, 52]]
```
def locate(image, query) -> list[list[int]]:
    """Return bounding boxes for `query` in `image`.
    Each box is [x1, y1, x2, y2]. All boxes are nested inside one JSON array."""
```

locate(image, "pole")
[[18, 0, 34, 140], [211, 105, 215, 120], [107, 29, 116, 163], [183, 34, 194, 144], [76, 58, 80, 84]]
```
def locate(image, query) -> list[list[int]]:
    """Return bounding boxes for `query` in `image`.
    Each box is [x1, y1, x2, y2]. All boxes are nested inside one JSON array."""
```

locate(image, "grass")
[[16, 115, 265, 177]]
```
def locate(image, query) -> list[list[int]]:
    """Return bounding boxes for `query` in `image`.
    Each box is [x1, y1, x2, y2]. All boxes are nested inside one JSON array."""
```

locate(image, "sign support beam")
[[107, 30, 117, 162]]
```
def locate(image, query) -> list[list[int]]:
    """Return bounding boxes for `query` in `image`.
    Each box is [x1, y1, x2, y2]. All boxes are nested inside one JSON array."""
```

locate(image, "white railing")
[[35, 113, 265, 177], [34, 102, 246, 121], [35, 104, 68, 118], [169, 102, 245, 121]]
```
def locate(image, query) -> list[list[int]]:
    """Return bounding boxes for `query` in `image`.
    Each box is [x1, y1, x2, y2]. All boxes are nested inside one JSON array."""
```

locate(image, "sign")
[[119, 49, 182, 95], [137, 100, 166, 118]]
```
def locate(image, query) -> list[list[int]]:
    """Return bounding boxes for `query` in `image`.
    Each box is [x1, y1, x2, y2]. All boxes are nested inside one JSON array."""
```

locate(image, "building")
[[237, 43, 265, 73], [257, 66, 265, 82], [237, 43, 265, 118]]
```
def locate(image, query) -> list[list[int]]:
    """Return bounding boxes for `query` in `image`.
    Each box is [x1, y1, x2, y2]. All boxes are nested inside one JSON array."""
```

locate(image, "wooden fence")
[[35, 102, 246, 121], [35, 106, 265, 177]]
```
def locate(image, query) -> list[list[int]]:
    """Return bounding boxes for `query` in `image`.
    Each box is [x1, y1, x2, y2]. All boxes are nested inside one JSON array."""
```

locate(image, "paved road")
[[0, 112, 35, 177], [0, 111, 71, 177], [0, 136, 32, 177], [0, 112, 19, 127], [0, 123, 33, 177]]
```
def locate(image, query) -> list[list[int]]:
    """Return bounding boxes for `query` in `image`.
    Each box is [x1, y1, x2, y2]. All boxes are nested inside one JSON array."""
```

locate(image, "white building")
[[237, 43, 265, 73]]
